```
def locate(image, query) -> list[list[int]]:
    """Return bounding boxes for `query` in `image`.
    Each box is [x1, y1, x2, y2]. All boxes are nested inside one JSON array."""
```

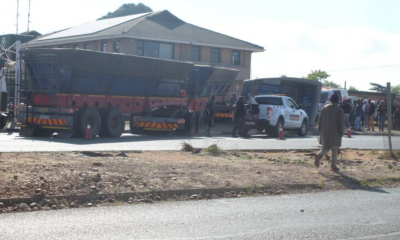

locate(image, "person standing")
[[202, 96, 215, 137], [232, 96, 246, 138], [355, 100, 363, 131], [341, 99, 351, 129], [315, 94, 344, 172], [378, 100, 387, 132], [367, 99, 376, 131]]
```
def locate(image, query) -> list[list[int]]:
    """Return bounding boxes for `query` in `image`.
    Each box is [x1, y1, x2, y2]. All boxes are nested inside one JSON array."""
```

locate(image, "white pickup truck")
[[243, 95, 308, 137]]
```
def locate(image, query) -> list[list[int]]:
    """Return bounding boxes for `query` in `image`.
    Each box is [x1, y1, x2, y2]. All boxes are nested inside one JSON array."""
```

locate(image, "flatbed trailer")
[[16, 48, 238, 137]]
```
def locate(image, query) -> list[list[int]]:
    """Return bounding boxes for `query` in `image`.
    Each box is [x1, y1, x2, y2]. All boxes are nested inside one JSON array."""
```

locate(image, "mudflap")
[[19, 127, 35, 137]]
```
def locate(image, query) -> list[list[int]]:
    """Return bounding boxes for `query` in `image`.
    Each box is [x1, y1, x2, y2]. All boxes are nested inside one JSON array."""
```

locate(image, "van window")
[[255, 97, 283, 106]]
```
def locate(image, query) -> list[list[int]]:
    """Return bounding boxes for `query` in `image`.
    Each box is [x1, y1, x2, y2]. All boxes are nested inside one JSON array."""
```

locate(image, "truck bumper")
[[133, 117, 185, 131], [17, 107, 75, 130]]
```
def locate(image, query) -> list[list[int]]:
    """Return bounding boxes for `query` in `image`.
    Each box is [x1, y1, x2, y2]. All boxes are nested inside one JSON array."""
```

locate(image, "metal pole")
[[15, 41, 21, 116], [387, 82, 394, 158]]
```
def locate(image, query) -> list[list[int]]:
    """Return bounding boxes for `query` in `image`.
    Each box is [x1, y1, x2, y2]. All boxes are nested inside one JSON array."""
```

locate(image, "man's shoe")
[[314, 155, 320, 168], [331, 166, 340, 172]]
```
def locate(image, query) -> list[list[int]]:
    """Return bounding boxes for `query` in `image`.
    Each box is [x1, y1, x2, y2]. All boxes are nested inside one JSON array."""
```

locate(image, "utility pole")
[[386, 82, 395, 158], [16, 0, 20, 35], [27, 0, 31, 32]]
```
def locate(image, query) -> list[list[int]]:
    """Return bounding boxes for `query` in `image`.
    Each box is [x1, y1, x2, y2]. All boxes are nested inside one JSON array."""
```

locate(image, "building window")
[[191, 46, 200, 62], [137, 40, 174, 60], [84, 43, 90, 50], [102, 42, 107, 52], [232, 50, 240, 65], [114, 41, 120, 53], [211, 48, 220, 63]]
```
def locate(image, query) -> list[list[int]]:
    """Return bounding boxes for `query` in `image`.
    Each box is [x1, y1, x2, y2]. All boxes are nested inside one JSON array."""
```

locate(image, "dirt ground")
[[0, 146, 399, 202]]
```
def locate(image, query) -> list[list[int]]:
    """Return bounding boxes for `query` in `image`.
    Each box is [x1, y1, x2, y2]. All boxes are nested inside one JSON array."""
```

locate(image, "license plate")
[[39, 115, 50, 119]]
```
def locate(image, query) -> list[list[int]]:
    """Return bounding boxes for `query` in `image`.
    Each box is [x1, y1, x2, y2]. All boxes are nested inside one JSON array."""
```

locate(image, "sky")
[[1, 0, 400, 91]]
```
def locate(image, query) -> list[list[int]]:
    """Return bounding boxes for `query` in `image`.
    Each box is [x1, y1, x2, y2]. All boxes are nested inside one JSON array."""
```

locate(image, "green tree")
[[322, 80, 341, 88], [369, 83, 386, 93], [98, 3, 153, 20], [392, 84, 400, 94], [348, 86, 358, 91], [304, 70, 330, 82]]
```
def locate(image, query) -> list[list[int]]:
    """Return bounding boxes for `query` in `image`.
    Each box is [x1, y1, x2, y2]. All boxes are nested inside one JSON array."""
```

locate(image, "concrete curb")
[[0, 184, 320, 207]]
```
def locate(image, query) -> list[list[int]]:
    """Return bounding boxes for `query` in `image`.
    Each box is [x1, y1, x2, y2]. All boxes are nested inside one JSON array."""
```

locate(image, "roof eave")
[[24, 34, 265, 53]]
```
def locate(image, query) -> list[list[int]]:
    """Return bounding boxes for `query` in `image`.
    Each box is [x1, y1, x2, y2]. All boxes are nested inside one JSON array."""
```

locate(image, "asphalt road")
[[1, 188, 400, 239], [0, 132, 388, 152]]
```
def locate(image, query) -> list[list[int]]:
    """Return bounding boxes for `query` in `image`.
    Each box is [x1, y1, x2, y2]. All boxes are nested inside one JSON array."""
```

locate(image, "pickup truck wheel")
[[78, 108, 101, 138], [297, 120, 308, 136], [271, 118, 283, 138]]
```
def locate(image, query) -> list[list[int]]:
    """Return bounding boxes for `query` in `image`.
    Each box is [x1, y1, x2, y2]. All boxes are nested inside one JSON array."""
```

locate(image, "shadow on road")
[[319, 171, 389, 194]]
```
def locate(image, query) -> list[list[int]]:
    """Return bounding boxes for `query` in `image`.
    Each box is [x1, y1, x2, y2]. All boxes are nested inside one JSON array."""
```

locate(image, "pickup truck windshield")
[[255, 97, 283, 106]]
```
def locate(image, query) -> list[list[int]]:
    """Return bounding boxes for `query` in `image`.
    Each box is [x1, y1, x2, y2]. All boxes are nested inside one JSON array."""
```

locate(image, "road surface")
[[1, 188, 400, 239], [0, 132, 388, 152]]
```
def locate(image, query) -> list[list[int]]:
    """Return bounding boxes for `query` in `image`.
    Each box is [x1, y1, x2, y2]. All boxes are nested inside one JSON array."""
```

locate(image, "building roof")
[[24, 10, 264, 52]]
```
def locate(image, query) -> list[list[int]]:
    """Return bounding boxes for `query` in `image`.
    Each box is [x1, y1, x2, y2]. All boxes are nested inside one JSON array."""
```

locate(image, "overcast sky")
[[1, 0, 399, 90]]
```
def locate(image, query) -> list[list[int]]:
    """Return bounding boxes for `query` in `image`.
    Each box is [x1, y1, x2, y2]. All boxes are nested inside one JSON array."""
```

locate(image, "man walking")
[[341, 99, 351, 129], [315, 94, 344, 172], [202, 95, 215, 137], [232, 96, 246, 138], [355, 100, 363, 131], [367, 99, 376, 131]]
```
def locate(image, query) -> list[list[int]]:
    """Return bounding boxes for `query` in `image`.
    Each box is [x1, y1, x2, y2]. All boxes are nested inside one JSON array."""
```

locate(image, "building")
[[1, 31, 41, 61], [24, 10, 264, 92]]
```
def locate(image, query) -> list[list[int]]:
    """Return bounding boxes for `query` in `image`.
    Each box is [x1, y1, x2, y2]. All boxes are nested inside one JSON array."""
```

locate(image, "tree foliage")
[[322, 80, 341, 88], [304, 70, 330, 82], [392, 84, 400, 94], [98, 3, 153, 20], [348, 86, 358, 91], [369, 83, 386, 93]]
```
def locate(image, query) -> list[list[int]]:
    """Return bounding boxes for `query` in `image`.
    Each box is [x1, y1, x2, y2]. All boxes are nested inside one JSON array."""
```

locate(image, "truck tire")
[[99, 108, 125, 138], [297, 119, 308, 136], [78, 108, 101, 138], [0, 115, 7, 130], [195, 111, 205, 135], [271, 118, 284, 138]]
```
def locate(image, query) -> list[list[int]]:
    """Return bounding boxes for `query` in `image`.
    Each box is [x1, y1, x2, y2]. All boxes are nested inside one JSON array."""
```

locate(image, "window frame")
[[114, 41, 120, 53], [102, 42, 107, 52], [231, 50, 241, 65], [191, 46, 201, 62], [136, 40, 174, 59], [211, 48, 220, 63]]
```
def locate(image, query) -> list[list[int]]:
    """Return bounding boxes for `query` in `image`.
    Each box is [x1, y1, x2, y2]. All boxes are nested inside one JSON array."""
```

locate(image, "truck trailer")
[[16, 48, 238, 138]]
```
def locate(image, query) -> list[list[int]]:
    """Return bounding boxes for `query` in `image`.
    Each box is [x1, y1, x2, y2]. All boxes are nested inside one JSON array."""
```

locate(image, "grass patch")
[[315, 183, 324, 189], [205, 144, 222, 155], [181, 142, 195, 152]]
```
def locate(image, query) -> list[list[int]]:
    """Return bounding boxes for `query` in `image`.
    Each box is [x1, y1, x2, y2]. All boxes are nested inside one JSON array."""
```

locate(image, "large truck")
[[16, 48, 238, 138], [0, 47, 8, 129]]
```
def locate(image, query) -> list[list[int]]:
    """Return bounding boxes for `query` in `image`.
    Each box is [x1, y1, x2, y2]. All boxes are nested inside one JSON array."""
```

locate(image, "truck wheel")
[[297, 119, 308, 136], [196, 111, 205, 135], [271, 118, 283, 138], [100, 108, 125, 138], [0, 115, 7, 130], [78, 108, 101, 138]]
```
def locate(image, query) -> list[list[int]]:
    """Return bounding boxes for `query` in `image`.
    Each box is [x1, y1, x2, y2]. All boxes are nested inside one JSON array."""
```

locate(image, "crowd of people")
[[334, 97, 400, 132]]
